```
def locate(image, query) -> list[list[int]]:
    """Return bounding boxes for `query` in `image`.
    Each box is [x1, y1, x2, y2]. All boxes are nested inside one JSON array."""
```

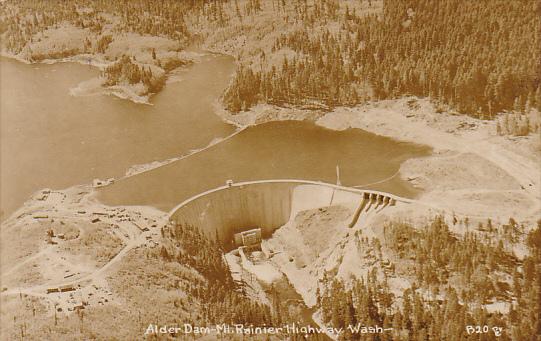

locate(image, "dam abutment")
[[168, 180, 409, 248]]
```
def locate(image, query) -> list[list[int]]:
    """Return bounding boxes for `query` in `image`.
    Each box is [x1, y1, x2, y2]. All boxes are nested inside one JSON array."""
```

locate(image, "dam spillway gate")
[[168, 180, 408, 250]]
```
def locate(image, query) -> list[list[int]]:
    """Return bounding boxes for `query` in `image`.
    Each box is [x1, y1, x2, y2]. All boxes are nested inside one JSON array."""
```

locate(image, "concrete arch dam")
[[168, 180, 409, 249]]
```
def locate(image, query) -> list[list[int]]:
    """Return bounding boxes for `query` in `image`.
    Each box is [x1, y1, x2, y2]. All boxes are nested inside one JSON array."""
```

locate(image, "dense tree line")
[[383, 216, 520, 304], [0, 0, 226, 55], [224, 0, 540, 118], [103, 54, 166, 94], [3, 0, 538, 118], [159, 223, 275, 328], [316, 218, 541, 340], [319, 274, 510, 341]]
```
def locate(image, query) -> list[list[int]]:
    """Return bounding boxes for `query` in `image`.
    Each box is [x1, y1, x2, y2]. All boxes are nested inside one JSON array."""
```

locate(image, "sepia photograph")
[[0, 0, 540, 340]]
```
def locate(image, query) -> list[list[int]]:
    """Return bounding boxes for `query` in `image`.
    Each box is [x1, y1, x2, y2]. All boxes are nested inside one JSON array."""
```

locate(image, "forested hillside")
[[0, 0, 205, 54], [317, 217, 541, 340], [0, 0, 219, 99], [159, 223, 274, 327], [2, 0, 538, 117], [221, 0, 540, 117]]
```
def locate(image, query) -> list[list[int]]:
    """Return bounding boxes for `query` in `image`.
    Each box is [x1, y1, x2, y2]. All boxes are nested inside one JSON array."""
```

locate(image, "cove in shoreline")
[[0, 53, 237, 219]]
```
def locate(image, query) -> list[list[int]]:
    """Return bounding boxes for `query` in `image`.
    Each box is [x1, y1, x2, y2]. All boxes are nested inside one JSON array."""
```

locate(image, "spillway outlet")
[[233, 227, 262, 251]]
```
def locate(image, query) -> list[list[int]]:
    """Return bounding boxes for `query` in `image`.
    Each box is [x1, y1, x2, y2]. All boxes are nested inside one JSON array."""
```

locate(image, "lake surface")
[[97, 120, 430, 211], [0, 54, 236, 219], [1, 54, 430, 219]]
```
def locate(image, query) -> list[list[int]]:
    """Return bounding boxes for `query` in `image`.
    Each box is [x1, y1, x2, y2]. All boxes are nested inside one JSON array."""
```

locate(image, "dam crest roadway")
[[168, 179, 420, 249]]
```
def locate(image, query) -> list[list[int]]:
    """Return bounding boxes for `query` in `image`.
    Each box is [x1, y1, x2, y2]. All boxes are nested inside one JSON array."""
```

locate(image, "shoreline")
[[3, 45, 540, 223], [121, 126, 247, 179], [215, 97, 540, 222], [1, 94, 538, 337], [1, 50, 198, 106], [1, 51, 154, 105], [1, 50, 111, 69], [2, 59, 538, 223]]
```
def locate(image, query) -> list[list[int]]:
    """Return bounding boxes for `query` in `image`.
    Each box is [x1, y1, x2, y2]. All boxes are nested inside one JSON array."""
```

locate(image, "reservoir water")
[[0, 54, 236, 218], [0, 54, 430, 219], [98, 121, 429, 211]]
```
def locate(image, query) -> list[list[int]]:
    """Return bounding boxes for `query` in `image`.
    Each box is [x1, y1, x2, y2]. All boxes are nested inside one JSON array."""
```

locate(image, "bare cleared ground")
[[263, 204, 360, 307], [218, 97, 540, 225], [0, 185, 167, 340], [401, 151, 521, 191], [317, 98, 541, 223]]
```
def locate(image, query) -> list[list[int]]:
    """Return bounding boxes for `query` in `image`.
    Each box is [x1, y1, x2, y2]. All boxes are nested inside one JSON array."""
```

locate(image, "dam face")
[[169, 180, 405, 249], [169, 182, 295, 249]]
